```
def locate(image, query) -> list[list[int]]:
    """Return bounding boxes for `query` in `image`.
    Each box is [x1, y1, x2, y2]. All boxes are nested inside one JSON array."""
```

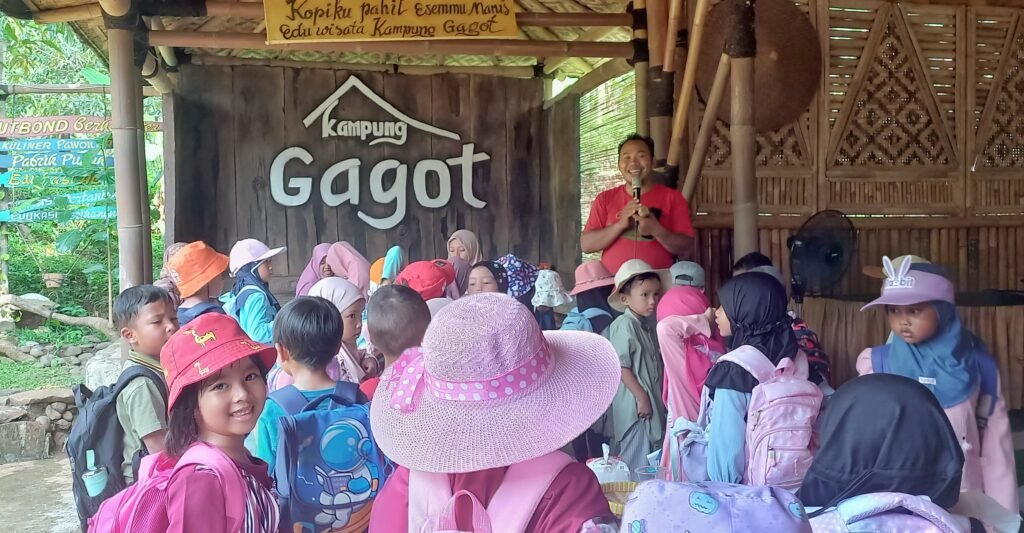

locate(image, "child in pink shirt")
[[368, 293, 620, 532], [858, 257, 1017, 513], [156, 313, 280, 533]]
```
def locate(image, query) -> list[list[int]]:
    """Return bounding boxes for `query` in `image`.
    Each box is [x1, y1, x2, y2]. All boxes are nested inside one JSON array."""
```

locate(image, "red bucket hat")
[[160, 313, 277, 412], [395, 260, 456, 301]]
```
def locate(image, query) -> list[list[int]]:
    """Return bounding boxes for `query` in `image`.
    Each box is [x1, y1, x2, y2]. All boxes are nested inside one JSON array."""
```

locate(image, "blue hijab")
[[887, 301, 976, 408], [232, 260, 280, 312], [382, 246, 406, 281]]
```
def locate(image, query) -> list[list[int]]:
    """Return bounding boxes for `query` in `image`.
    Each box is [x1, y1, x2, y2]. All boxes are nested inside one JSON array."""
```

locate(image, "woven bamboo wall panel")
[[826, 179, 958, 212], [977, 26, 1024, 167], [971, 10, 1015, 133], [971, 178, 1024, 212], [695, 175, 816, 214]]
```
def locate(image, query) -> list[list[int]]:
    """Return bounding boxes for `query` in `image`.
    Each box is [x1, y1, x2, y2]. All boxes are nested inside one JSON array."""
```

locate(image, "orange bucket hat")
[[167, 241, 229, 299]]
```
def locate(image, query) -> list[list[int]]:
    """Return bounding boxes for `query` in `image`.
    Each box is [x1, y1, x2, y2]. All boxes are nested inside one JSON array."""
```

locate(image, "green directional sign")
[[12, 188, 113, 213]]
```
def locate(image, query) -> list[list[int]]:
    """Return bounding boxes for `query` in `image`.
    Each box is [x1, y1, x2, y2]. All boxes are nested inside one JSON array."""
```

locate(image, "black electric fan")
[[787, 210, 857, 314]]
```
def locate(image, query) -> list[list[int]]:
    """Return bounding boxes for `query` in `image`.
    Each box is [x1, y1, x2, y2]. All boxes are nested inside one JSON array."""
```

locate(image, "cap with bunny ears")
[[860, 256, 955, 311]]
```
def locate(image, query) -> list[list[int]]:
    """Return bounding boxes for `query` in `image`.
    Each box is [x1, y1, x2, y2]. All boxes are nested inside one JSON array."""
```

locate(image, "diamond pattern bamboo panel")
[[978, 27, 1024, 167], [834, 18, 952, 166]]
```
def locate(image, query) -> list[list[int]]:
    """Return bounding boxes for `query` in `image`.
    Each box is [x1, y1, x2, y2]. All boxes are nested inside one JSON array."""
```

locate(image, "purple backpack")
[[717, 346, 823, 490], [808, 492, 965, 532], [621, 480, 812, 532]]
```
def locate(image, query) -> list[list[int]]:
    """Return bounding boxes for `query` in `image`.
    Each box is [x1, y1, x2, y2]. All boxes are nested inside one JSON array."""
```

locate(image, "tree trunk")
[[0, 339, 33, 363], [0, 295, 117, 339]]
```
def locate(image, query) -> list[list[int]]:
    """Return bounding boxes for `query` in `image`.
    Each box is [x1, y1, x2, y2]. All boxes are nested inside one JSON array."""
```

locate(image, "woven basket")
[[601, 481, 638, 517]]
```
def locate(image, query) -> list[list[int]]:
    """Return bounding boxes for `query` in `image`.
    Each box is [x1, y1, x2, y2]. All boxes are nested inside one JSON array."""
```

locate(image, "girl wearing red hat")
[[160, 314, 280, 532]]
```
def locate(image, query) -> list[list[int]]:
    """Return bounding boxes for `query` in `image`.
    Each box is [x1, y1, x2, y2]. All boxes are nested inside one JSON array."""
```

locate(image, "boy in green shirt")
[[113, 285, 179, 482]]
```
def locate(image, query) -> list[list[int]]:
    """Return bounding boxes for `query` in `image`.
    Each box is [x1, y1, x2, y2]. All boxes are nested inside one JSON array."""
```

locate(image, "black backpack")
[[66, 365, 167, 531]]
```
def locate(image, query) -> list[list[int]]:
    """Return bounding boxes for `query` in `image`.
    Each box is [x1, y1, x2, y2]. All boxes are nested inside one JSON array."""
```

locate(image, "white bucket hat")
[[608, 259, 672, 312], [228, 238, 286, 275]]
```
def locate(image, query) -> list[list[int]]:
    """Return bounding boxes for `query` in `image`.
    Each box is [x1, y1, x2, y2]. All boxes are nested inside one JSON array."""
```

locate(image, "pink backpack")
[[88, 442, 247, 533], [407, 451, 574, 532], [808, 492, 966, 532], [717, 346, 822, 490]]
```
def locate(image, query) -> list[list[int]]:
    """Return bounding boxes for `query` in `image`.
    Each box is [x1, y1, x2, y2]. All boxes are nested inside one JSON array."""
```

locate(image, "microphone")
[[630, 169, 642, 201]]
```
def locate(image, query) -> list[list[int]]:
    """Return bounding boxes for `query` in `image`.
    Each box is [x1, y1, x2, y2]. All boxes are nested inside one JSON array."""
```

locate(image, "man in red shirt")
[[582, 134, 695, 273]]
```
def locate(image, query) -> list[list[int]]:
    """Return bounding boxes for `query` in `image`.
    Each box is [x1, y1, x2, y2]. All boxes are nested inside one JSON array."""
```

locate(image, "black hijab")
[[575, 285, 618, 335], [799, 373, 964, 511], [704, 271, 798, 395]]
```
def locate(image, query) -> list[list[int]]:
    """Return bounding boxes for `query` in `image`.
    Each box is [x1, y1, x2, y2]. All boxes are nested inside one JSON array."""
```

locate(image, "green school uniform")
[[599, 309, 667, 449]]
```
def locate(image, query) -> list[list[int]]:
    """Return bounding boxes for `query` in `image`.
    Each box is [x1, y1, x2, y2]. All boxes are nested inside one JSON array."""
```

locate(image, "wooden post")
[[108, 26, 146, 290], [632, 0, 650, 136], [727, 0, 757, 256]]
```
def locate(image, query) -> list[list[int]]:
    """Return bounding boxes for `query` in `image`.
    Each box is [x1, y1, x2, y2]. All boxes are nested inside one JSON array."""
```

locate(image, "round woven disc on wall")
[[695, 0, 822, 133]]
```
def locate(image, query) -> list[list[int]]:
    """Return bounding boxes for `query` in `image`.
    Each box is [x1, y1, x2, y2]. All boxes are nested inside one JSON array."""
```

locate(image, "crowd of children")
[[68, 143, 1022, 533]]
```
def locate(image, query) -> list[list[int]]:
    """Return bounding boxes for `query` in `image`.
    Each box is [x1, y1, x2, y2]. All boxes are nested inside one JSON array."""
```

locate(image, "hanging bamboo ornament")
[[665, 0, 711, 172]]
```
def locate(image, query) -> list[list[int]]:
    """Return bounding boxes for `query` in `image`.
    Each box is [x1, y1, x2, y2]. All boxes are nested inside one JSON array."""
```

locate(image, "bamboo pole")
[[663, 0, 684, 68], [108, 27, 146, 291], [665, 0, 711, 171], [646, 0, 672, 166], [135, 79, 153, 283], [147, 17, 179, 68], [725, 0, 756, 257], [632, 0, 650, 136], [194, 54, 539, 78], [682, 53, 729, 201], [33, 1, 631, 26], [543, 27, 617, 75], [147, 31, 632, 58], [0, 83, 160, 96]]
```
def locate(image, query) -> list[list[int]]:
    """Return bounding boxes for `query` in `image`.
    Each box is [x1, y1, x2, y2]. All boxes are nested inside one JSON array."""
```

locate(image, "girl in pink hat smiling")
[[368, 293, 621, 532], [857, 257, 1017, 514]]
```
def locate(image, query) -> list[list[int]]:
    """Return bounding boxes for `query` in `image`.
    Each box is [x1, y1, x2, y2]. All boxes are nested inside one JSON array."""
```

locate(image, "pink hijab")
[[447, 230, 483, 265], [325, 242, 371, 297], [655, 287, 726, 430], [295, 243, 332, 297]]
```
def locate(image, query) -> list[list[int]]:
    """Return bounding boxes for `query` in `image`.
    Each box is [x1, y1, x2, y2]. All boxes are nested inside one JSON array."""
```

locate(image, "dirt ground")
[[0, 456, 79, 533]]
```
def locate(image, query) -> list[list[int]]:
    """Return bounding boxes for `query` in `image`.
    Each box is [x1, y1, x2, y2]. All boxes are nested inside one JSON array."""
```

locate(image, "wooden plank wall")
[[169, 65, 571, 299]]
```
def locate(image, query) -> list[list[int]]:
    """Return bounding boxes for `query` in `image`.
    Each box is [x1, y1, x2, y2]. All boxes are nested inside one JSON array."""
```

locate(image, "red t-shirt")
[[584, 184, 694, 273], [360, 377, 380, 400]]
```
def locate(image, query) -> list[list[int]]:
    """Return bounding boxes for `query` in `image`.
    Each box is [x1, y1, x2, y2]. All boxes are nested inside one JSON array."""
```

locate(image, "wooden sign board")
[[263, 0, 518, 44], [0, 170, 102, 188], [0, 116, 161, 138], [0, 151, 114, 169], [13, 188, 113, 213], [0, 206, 113, 223], [0, 138, 99, 152]]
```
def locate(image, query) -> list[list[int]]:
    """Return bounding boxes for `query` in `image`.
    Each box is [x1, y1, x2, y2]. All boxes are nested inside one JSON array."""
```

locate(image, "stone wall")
[[0, 388, 76, 464], [16, 335, 112, 382]]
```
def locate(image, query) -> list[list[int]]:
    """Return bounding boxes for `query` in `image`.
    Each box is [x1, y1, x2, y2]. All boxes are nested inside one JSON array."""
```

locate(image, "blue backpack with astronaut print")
[[271, 383, 389, 532]]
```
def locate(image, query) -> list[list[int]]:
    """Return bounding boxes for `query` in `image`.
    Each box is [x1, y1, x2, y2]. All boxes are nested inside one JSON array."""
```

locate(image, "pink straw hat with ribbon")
[[370, 292, 621, 474]]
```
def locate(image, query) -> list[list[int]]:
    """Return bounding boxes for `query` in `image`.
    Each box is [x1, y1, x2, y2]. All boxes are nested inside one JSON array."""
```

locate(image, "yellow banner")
[[264, 0, 519, 43]]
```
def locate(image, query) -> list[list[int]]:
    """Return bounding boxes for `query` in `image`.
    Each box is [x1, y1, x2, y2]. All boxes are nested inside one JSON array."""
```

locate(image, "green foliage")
[[10, 321, 102, 347], [0, 358, 75, 390], [1, 19, 167, 317]]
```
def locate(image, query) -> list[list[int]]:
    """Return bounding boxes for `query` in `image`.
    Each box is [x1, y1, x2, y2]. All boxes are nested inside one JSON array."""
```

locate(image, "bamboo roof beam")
[[31, 1, 631, 26], [0, 83, 160, 96], [543, 26, 618, 74], [193, 54, 538, 77], [147, 30, 633, 58]]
